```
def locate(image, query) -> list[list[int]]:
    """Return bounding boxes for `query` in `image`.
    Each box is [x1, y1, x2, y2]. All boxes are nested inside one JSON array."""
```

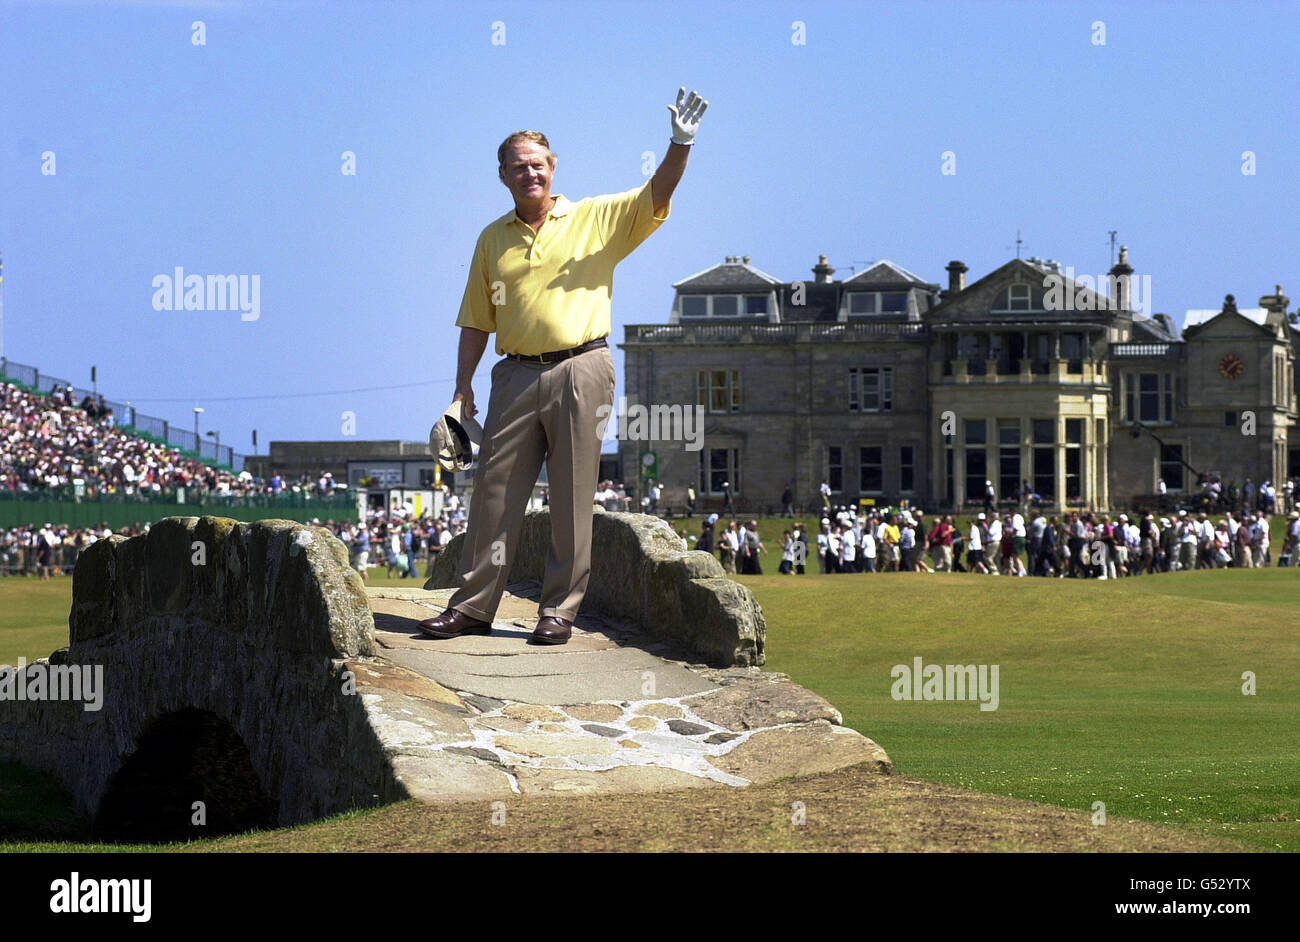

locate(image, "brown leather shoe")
[[531, 615, 572, 645], [417, 608, 492, 639]]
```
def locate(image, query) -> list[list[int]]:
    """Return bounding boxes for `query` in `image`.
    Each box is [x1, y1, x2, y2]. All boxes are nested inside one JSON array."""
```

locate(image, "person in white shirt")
[[826, 525, 842, 573], [861, 525, 876, 573], [840, 524, 857, 571], [1250, 513, 1269, 567], [816, 524, 830, 573], [1285, 512, 1300, 564], [968, 517, 987, 574], [1177, 516, 1197, 571]]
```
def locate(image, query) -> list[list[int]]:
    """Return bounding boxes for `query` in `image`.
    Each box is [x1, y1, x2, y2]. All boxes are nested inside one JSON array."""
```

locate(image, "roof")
[[1131, 314, 1179, 342], [842, 259, 935, 287], [1182, 307, 1267, 329], [674, 259, 783, 290]]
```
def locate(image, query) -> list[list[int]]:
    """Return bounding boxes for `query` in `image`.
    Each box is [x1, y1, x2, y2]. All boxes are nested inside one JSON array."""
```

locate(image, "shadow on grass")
[[0, 760, 88, 842]]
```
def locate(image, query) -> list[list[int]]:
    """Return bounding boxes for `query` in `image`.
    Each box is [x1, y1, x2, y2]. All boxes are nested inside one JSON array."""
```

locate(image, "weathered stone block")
[[427, 510, 765, 667]]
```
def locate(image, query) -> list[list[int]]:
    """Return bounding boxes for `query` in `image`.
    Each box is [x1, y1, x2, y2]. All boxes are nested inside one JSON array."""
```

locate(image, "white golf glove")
[[668, 87, 708, 145]]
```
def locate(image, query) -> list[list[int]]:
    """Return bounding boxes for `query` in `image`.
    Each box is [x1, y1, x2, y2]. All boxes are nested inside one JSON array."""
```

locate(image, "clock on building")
[[1218, 354, 1244, 379]]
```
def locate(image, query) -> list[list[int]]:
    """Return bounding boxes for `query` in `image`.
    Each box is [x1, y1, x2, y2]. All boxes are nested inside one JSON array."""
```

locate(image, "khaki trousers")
[[449, 345, 615, 624]]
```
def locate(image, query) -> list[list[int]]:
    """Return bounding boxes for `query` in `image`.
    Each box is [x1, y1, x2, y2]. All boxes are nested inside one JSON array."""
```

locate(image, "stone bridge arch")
[[0, 517, 404, 838]]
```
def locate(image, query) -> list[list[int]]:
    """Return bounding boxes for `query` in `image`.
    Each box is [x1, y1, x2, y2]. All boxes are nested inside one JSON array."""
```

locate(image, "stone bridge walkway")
[[360, 585, 892, 800]]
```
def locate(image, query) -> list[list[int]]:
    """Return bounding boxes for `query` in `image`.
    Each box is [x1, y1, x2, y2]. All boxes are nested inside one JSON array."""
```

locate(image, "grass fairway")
[[1, 559, 1295, 851], [741, 566, 1300, 852]]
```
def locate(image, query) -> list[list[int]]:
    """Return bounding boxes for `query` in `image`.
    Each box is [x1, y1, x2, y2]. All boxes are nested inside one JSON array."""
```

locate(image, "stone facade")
[[619, 252, 1299, 512]]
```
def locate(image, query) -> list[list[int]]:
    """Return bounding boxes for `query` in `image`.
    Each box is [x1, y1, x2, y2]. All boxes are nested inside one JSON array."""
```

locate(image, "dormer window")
[[679, 293, 768, 317], [848, 291, 909, 315]]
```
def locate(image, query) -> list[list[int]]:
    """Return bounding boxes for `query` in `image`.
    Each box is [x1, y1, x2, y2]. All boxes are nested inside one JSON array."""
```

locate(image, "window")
[[697, 370, 740, 413], [1032, 419, 1055, 500], [848, 291, 909, 315], [944, 446, 954, 504], [679, 294, 762, 317], [1160, 444, 1184, 491], [849, 367, 893, 412], [997, 283, 1033, 312], [712, 295, 738, 317], [1033, 448, 1055, 501], [1033, 334, 1051, 373], [828, 446, 843, 492], [1225, 411, 1237, 427], [1062, 333, 1085, 373], [900, 446, 915, 492], [699, 448, 741, 495], [965, 450, 987, 504], [681, 295, 707, 317], [881, 291, 908, 312], [1138, 373, 1159, 421], [1126, 372, 1173, 423], [965, 419, 987, 501], [998, 421, 1020, 500], [1064, 419, 1083, 502], [860, 446, 883, 493]]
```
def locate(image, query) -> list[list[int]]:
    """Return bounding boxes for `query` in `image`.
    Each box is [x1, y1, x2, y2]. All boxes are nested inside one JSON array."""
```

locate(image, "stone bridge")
[[0, 513, 890, 842]]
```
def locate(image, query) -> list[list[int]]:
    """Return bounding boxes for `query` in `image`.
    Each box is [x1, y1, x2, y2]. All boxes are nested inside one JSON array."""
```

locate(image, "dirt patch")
[[191, 763, 1249, 853]]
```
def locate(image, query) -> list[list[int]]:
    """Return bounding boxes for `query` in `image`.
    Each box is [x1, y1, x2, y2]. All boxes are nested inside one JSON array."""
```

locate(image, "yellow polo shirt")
[[456, 179, 670, 356]]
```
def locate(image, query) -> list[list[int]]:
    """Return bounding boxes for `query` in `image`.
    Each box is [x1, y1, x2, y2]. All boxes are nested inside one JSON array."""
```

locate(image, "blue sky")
[[2, 0, 1297, 461]]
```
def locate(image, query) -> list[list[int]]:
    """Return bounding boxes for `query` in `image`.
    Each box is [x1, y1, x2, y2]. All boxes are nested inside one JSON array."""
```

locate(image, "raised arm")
[[651, 87, 708, 215]]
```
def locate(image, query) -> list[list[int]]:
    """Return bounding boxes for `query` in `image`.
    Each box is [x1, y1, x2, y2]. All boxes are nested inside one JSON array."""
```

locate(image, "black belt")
[[506, 337, 607, 364]]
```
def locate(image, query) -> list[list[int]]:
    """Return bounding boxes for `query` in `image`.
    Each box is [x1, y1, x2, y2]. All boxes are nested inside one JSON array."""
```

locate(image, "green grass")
[[740, 566, 1300, 852], [3, 551, 1297, 851]]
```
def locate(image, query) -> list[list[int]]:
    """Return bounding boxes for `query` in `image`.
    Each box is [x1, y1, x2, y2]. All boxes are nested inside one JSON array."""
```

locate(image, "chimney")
[[945, 260, 967, 296], [1108, 244, 1134, 311], [742, 255, 751, 265], [811, 254, 835, 284]]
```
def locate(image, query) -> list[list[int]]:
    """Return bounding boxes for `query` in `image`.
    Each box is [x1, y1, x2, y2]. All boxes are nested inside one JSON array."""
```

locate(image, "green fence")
[[0, 492, 360, 530]]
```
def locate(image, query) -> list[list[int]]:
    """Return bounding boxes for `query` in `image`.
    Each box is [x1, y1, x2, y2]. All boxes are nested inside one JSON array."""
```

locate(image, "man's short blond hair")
[[497, 131, 556, 176]]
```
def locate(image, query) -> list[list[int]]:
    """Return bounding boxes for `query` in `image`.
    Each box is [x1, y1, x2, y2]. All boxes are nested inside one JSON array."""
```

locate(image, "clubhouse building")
[[616, 249, 1299, 513]]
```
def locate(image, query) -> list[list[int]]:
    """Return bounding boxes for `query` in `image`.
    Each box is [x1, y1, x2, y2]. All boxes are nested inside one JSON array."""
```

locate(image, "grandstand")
[[0, 356, 357, 534]]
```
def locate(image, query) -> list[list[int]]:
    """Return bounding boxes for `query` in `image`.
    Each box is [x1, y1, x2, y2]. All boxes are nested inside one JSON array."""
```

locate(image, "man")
[[419, 88, 708, 645], [1284, 510, 1300, 565], [967, 515, 986, 574], [720, 520, 740, 574], [928, 515, 953, 572], [1250, 512, 1269, 567], [840, 520, 857, 572], [882, 514, 901, 572]]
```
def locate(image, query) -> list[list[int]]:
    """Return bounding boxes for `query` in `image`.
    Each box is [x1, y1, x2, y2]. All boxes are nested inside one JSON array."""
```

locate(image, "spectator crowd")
[[2, 379, 344, 499], [671, 504, 1300, 579]]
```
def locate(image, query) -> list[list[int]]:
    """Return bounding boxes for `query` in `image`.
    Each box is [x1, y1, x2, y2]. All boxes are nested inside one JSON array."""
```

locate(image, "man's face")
[[500, 142, 554, 205]]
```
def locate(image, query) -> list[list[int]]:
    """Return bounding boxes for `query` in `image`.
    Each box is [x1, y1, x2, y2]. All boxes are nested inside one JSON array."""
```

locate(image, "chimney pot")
[[811, 254, 835, 284]]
